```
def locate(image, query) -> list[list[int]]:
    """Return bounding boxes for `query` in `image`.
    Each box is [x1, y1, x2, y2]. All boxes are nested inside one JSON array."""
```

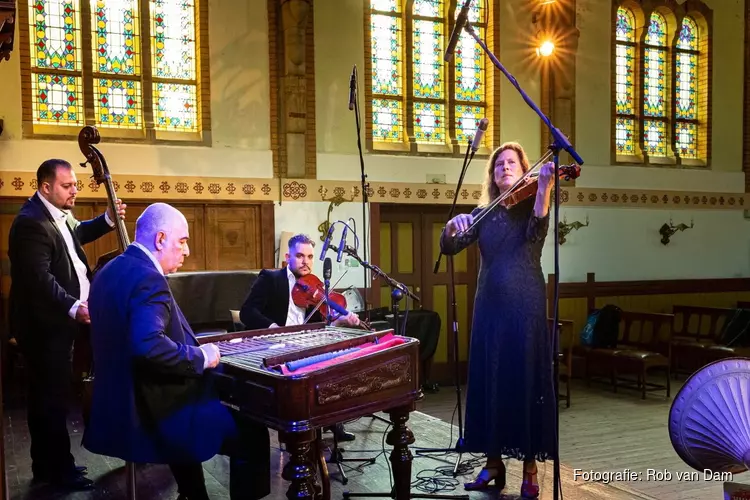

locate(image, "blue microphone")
[[336, 226, 348, 263], [320, 223, 335, 261]]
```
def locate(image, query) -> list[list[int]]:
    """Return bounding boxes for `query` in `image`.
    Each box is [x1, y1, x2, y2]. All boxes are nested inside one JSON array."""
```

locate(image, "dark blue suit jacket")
[[83, 245, 236, 464]]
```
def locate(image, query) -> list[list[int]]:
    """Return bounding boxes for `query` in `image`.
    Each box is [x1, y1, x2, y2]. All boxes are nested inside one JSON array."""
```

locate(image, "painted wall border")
[[0, 172, 746, 210]]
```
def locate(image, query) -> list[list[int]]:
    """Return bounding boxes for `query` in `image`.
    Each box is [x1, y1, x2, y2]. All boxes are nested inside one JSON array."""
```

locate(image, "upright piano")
[[197, 322, 422, 500]]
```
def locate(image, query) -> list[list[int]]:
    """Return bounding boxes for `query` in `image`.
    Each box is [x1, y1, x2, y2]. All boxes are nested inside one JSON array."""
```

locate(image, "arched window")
[[674, 16, 699, 159], [614, 6, 636, 156], [643, 11, 668, 157], [367, 0, 492, 154], [21, 0, 208, 141]]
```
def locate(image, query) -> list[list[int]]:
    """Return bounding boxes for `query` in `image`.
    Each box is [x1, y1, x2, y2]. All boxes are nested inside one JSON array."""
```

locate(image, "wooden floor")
[[2, 375, 742, 499]]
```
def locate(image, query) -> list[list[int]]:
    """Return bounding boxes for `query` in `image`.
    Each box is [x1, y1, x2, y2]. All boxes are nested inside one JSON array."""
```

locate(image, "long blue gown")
[[440, 196, 556, 462]]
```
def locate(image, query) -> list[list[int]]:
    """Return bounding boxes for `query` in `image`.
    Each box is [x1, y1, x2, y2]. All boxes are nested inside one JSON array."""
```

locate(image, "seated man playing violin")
[[240, 233, 360, 440]]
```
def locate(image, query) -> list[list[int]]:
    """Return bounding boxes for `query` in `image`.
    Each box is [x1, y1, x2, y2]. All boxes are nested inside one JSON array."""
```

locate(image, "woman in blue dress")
[[440, 142, 556, 498]]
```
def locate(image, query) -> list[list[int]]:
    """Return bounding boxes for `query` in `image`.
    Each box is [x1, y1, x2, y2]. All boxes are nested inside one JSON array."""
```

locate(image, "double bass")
[[76, 125, 130, 424]]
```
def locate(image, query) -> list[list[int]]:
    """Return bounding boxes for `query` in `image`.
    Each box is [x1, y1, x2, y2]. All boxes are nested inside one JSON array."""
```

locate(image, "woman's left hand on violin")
[[333, 312, 360, 327], [537, 162, 555, 193]]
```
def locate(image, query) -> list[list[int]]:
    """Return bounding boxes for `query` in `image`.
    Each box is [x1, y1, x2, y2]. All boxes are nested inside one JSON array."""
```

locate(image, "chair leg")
[[641, 366, 647, 400], [126, 462, 136, 500], [566, 377, 570, 408], [666, 366, 671, 398]]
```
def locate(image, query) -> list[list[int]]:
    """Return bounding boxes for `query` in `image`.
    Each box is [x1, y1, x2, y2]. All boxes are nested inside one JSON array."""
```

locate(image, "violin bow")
[[303, 269, 349, 324]]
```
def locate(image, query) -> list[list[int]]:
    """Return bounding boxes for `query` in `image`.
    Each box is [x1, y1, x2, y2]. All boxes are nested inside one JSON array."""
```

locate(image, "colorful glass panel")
[[676, 17, 698, 50], [413, 20, 443, 99], [675, 122, 697, 159], [153, 82, 197, 131], [413, 0, 441, 18], [413, 102, 445, 144], [94, 78, 142, 128], [371, 0, 399, 12], [643, 47, 666, 117], [455, 105, 484, 146], [29, 0, 82, 71], [615, 42, 634, 115], [31, 73, 83, 125], [151, 0, 196, 80], [455, 27, 484, 102], [372, 98, 403, 142], [644, 119, 667, 156], [615, 118, 635, 155], [93, 0, 140, 75], [646, 12, 666, 47], [464, 0, 485, 24], [371, 14, 402, 96], [615, 7, 634, 42], [675, 52, 697, 120]]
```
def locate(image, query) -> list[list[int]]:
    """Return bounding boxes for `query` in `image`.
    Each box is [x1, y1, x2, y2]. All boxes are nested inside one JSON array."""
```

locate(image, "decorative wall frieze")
[[0, 172, 746, 210]]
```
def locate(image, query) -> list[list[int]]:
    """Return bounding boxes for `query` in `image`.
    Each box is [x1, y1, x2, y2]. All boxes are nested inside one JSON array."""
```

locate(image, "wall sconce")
[[318, 193, 354, 242], [558, 214, 589, 245], [659, 218, 694, 245]]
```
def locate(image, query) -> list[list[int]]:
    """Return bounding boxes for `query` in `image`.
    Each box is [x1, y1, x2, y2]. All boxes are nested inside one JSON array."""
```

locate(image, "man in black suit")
[[240, 233, 359, 440], [84, 202, 270, 500], [7, 159, 125, 489]]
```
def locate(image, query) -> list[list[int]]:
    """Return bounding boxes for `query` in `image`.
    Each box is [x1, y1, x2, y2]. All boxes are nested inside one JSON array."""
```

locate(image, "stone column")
[[280, 0, 311, 178]]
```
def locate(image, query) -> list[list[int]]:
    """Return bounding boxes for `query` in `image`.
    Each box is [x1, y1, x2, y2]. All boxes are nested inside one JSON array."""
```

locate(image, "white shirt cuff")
[[69, 300, 81, 319], [104, 211, 115, 227]]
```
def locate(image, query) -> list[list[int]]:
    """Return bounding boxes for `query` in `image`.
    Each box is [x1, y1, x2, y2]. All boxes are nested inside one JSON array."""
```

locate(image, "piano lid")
[[0, 1, 15, 63]]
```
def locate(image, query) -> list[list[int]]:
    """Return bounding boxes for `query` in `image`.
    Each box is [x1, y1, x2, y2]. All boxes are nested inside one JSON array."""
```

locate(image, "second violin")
[[292, 274, 370, 330]]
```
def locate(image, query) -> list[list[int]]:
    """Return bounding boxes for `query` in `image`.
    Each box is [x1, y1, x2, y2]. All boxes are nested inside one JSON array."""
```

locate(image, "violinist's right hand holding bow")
[[446, 213, 474, 237]]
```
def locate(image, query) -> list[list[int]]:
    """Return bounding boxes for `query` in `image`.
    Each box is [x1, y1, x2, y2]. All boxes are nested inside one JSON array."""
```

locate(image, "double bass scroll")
[[77, 125, 130, 273]]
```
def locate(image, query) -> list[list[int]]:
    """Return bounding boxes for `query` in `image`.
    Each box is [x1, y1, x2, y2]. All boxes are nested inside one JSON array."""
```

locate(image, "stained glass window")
[[28, 0, 84, 126], [370, 0, 403, 143], [25, 0, 202, 136], [368, 0, 489, 150], [614, 7, 635, 156], [643, 12, 667, 157], [675, 16, 699, 159], [454, 0, 486, 146]]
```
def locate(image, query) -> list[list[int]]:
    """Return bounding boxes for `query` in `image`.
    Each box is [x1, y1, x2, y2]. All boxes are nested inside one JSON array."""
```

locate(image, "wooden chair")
[[670, 305, 733, 377]]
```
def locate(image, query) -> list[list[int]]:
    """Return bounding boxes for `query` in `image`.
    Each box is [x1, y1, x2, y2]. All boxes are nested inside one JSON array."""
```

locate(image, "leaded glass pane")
[[644, 47, 666, 117], [413, 0, 441, 18], [644, 119, 667, 156], [372, 98, 403, 142], [94, 78, 142, 128], [615, 117, 635, 155], [675, 122, 697, 158], [31, 73, 83, 125], [371, 0, 399, 12], [413, 20, 443, 99], [153, 82, 197, 131], [455, 27, 484, 102], [675, 52, 697, 120], [151, 0, 196, 80], [455, 105, 484, 146], [676, 17, 698, 50], [414, 102, 445, 144], [92, 0, 140, 75], [615, 7, 634, 42], [371, 14, 402, 96], [646, 12, 666, 47], [29, 0, 82, 71], [615, 43, 634, 115]]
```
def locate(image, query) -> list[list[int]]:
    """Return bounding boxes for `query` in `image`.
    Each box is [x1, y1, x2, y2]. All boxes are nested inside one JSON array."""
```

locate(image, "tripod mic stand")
[[458, 6, 585, 499], [414, 139, 474, 477]]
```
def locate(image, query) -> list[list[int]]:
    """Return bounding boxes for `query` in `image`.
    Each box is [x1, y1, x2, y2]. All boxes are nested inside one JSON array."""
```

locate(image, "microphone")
[[336, 226, 348, 263], [444, 0, 472, 62], [348, 65, 357, 111], [320, 224, 335, 261], [471, 118, 489, 153], [323, 257, 332, 284]]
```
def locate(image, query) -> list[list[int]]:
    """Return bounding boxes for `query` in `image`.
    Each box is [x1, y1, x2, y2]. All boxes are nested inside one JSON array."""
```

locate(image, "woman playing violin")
[[440, 142, 555, 499]]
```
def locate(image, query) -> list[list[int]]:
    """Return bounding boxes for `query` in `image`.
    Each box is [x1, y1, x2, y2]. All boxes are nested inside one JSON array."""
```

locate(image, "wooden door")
[[376, 210, 422, 314]]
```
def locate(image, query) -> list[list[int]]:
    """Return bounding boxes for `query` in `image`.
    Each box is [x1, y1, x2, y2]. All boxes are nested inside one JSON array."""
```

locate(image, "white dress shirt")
[[37, 193, 114, 319], [285, 266, 306, 326]]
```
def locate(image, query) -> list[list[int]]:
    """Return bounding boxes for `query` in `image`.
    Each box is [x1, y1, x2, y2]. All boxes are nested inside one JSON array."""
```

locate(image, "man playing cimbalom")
[[84, 202, 270, 500], [240, 232, 360, 441], [8, 159, 126, 490]]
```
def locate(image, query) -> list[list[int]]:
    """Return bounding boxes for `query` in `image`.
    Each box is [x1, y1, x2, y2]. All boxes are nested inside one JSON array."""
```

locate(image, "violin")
[[292, 274, 371, 330], [78, 125, 130, 274]]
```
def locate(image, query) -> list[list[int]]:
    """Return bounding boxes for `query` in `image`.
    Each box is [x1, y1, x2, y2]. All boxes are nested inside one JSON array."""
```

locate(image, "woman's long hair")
[[478, 142, 531, 207]]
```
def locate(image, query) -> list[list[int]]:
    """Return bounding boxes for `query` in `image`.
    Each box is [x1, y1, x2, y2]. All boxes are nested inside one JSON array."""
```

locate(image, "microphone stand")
[[460, 13, 585, 500], [350, 65, 371, 324], [414, 139, 473, 476]]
